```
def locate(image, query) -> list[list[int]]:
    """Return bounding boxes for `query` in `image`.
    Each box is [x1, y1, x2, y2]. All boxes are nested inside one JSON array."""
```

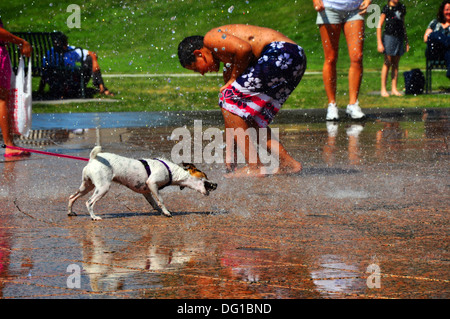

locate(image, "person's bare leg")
[[381, 55, 391, 97], [319, 24, 342, 104], [0, 91, 18, 156], [90, 52, 113, 96], [225, 130, 238, 173], [343, 20, 364, 105], [390, 56, 402, 96], [221, 108, 265, 178], [262, 126, 302, 175]]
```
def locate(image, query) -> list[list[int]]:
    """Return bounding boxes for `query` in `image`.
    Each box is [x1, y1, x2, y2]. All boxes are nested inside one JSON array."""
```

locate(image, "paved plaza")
[[0, 108, 448, 299]]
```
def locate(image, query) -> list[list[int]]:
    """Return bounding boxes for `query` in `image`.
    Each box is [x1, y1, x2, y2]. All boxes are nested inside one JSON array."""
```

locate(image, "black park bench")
[[425, 48, 447, 94], [8, 31, 86, 98]]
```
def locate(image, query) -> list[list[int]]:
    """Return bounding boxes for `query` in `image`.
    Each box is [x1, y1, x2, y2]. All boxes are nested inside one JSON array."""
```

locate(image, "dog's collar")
[[154, 159, 172, 189], [138, 158, 172, 190], [138, 159, 151, 177]]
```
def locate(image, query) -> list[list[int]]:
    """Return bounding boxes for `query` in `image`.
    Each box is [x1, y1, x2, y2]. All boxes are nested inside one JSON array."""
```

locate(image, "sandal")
[[4, 150, 31, 158]]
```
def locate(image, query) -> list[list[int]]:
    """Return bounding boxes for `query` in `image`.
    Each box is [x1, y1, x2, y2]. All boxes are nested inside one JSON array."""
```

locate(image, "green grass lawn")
[[3, 0, 449, 113], [3, 0, 445, 72], [32, 70, 449, 113]]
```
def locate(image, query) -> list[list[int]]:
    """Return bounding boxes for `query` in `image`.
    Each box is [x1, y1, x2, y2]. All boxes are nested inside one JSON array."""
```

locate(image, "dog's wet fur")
[[68, 146, 217, 220]]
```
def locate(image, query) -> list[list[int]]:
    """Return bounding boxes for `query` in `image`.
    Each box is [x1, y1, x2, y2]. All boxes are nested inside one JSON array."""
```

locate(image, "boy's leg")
[[221, 108, 302, 177], [224, 128, 237, 172], [261, 126, 302, 175], [221, 108, 264, 177]]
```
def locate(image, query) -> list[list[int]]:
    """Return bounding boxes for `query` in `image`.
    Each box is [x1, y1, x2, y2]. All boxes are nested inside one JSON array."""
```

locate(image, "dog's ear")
[[183, 163, 208, 179], [182, 162, 195, 170], [182, 162, 192, 171]]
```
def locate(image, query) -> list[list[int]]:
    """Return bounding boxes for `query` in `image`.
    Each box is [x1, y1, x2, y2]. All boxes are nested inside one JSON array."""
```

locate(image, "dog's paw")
[[67, 212, 77, 217], [91, 216, 102, 221], [163, 212, 172, 218]]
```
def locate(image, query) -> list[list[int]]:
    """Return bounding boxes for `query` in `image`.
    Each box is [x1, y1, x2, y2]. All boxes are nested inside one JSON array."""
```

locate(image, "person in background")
[[0, 18, 32, 157], [39, 33, 114, 96], [313, 0, 371, 121], [377, 0, 410, 97], [424, 0, 450, 79]]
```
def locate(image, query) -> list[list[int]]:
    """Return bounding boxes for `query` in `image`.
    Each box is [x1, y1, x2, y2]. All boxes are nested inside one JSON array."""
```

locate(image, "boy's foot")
[[391, 90, 403, 96], [225, 163, 237, 173], [274, 162, 303, 176], [224, 162, 302, 178], [346, 101, 366, 120], [223, 165, 266, 178], [381, 90, 390, 97], [326, 103, 339, 121]]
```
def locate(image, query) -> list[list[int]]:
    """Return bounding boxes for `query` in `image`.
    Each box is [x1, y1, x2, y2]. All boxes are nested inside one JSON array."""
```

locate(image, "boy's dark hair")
[[437, 0, 450, 23], [177, 36, 204, 67]]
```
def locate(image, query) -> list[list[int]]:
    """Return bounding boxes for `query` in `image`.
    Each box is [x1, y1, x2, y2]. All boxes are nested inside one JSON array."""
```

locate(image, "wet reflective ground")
[[0, 108, 448, 299]]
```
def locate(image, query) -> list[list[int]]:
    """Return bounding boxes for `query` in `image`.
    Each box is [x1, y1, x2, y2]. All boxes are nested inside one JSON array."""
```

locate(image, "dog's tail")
[[90, 146, 102, 160]]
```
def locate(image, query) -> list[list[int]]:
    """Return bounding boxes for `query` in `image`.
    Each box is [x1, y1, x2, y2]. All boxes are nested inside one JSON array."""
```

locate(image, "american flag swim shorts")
[[219, 41, 306, 128]]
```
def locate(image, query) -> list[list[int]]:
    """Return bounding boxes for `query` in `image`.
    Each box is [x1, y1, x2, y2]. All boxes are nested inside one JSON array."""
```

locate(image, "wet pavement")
[[0, 108, 449, 299]]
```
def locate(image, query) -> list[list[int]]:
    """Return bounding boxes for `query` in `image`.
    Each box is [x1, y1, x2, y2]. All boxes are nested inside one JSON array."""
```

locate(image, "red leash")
[[2, 144, 89, 161]]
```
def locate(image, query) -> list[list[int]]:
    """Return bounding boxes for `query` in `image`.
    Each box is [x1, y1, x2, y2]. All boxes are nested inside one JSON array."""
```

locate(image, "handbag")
[[8, 56, 32, 137]]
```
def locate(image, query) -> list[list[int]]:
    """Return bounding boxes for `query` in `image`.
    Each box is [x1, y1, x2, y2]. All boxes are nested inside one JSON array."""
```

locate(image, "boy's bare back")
[[204, 24, 296, 60], [202, 24, 297, 90]]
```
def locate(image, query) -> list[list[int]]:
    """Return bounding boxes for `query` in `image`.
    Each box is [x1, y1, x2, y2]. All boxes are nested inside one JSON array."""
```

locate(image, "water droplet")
[[228, 5, 234, 13]]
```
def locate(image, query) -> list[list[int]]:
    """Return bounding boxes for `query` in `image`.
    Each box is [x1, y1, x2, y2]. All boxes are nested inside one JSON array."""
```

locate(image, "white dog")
[[68, 146, 217, 220]]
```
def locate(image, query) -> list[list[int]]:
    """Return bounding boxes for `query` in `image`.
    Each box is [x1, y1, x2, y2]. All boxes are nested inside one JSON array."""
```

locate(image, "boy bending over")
[[178, 24, 306, 177]]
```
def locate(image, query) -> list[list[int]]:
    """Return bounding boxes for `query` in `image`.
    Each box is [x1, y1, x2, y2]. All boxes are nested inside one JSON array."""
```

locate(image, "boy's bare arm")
[[223, 64, 232, 84], [204, 29, 254, 91]]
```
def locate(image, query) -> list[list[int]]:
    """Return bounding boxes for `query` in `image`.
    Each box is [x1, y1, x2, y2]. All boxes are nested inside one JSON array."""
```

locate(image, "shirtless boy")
[[178, 24, 306, 177]]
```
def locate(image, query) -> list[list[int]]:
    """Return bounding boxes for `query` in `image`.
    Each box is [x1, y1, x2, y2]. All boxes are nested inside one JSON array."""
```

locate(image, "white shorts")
[[316, 8, 364, 25]]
